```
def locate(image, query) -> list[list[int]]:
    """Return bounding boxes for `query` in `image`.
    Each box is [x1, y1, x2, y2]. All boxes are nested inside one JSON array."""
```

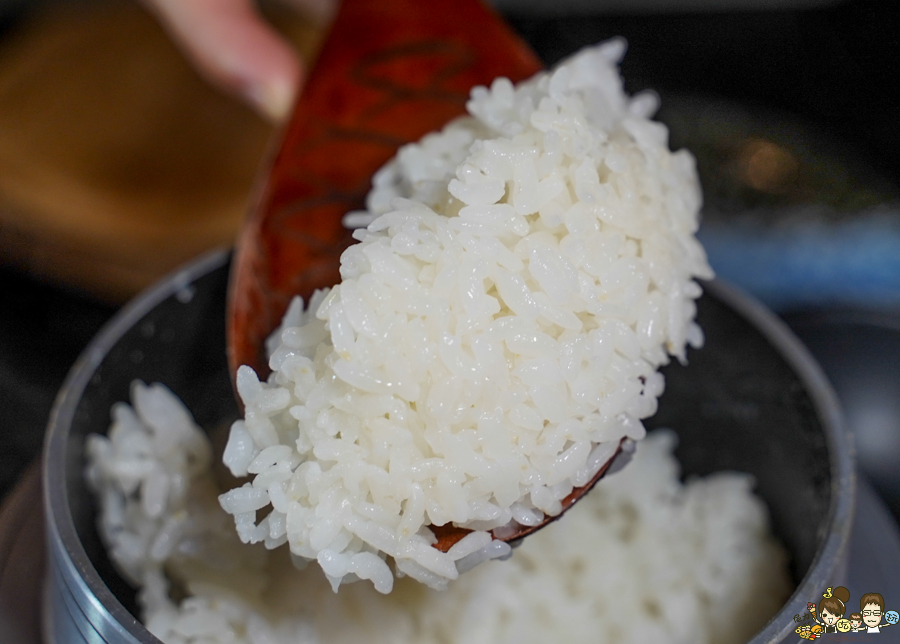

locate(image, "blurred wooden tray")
[[0, 0, 323, 302]]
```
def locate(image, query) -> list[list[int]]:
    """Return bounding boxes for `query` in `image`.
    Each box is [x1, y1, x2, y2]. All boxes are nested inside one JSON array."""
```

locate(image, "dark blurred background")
[[1, 0, 898, 522]]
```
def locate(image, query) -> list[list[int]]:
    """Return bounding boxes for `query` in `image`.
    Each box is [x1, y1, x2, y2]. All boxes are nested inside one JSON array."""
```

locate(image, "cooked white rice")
[[86, 383, 790, 644], [219, 39, 713, 593]]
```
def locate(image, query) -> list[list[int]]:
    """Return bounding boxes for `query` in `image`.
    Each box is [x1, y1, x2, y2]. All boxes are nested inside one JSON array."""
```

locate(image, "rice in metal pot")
[[87, 383, 789, 644]]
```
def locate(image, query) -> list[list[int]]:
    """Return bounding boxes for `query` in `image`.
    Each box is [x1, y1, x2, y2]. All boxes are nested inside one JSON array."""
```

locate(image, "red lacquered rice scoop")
[[227, 0, 624, 551]]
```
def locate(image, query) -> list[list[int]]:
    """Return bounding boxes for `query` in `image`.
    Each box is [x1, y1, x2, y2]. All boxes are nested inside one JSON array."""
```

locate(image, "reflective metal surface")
[[44, 250, 235, 644]]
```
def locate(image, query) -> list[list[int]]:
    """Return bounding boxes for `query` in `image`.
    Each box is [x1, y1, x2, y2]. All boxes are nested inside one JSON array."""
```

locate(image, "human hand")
[[140, 0, 334, 121]]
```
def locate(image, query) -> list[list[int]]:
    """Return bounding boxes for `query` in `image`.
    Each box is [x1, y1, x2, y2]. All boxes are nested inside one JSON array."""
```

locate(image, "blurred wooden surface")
[[0, 0, 324, 302]]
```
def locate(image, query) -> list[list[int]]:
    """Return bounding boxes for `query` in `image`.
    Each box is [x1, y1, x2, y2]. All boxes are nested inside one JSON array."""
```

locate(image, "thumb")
[[141, 0, 301, 121]]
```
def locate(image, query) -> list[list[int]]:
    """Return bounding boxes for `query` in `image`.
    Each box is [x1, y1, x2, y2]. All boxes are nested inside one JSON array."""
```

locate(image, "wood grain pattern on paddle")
[[228, 0, 542, 380]]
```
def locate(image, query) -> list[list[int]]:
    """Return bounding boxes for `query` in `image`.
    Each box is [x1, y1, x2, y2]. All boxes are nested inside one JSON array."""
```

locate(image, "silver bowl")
[[43, 250, 853, 644]]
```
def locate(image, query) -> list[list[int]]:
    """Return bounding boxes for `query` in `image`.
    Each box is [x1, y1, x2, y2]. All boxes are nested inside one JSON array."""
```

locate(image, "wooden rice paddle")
[[228, 0, 624, 552]]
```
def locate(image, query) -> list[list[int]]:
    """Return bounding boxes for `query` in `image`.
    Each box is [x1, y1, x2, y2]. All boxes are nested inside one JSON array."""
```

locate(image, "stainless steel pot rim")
[[42, 250, 854, 644], [707, 279, 855, 643], [43, 248, 231, 644]]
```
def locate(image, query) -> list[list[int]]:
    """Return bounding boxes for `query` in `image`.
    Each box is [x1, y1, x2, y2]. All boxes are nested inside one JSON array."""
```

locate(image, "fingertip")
[[228, 17, 303, 122], [214, 15, 303, 122], [245, 74, 297, 123], [145, 0, 303, 121]]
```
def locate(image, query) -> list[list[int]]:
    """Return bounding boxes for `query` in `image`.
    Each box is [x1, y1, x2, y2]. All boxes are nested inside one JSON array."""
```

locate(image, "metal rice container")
[[43, 250, 854, 644]]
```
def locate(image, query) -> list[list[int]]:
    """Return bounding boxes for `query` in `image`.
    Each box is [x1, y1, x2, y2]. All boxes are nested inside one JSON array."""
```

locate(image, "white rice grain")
[[252, 41, 715, 592]]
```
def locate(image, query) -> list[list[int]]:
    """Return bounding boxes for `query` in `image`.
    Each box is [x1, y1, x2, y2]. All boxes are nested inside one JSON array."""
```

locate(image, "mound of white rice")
[[86, 383, 790, 644], [220, 39, 713, 593]]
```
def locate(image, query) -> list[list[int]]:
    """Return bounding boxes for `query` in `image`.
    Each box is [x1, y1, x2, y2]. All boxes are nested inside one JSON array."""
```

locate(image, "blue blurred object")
[[699, 210, 900, 311]]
